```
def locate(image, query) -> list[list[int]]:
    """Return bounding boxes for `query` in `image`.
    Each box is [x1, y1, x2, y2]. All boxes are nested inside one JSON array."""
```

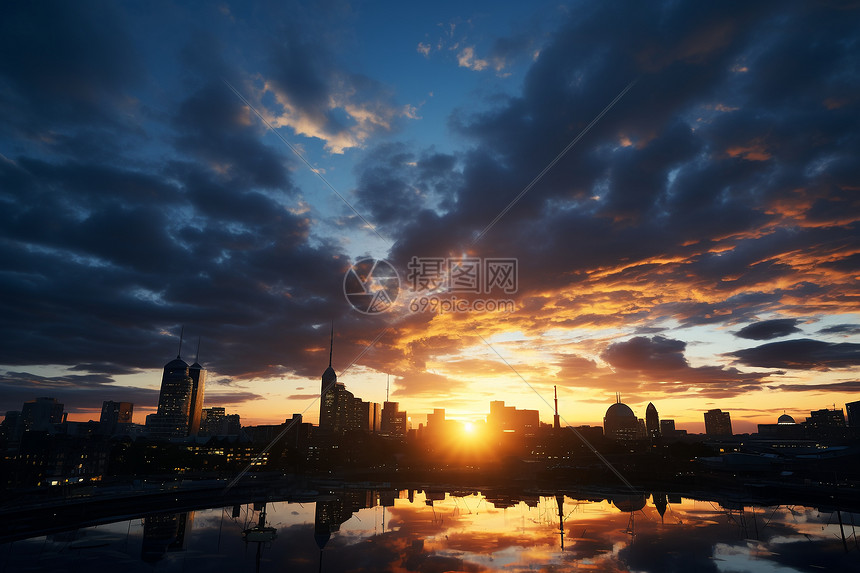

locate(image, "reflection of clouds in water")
[[714, 542, 809, 573], [2, 493, 857, 572]]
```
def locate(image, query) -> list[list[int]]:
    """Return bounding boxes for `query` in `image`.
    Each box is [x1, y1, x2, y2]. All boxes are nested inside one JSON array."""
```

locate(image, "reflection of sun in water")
[[463, 422, 474, 434]]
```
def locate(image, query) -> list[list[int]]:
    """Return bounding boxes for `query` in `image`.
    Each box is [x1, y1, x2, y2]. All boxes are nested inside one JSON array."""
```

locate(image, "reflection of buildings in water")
[[141, 512, 193, 563], [556, 494, 565, 551], [611, 494, 646, 513], [314, 497, 352, 550], [717, 500, 764, 540], [610, 494, 647, 538], [380, 489, 397, 507], [314, 494, 372, 573], [652, 492, 668, 522]]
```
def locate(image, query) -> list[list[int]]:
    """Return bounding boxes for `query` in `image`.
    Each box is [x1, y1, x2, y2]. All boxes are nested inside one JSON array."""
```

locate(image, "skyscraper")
[[146, 335, 196, 438], [645, 402, 660, 438], [187, 340, 206, 436], [319, 325, 339, 431], [704, 409, 733, 436], [381, 402, 406, 437], [318, 324, 357, 433]]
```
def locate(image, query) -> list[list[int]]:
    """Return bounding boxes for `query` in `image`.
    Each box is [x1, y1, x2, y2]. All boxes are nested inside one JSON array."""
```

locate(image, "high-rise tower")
[[645, 402, 660, 439], [187, 338, 206, 436], [146, 329, 195, 438], [319, 323, 340, 431]]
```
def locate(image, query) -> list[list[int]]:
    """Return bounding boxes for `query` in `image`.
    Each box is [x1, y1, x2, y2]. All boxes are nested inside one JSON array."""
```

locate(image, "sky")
[[1, 0, 858, 432]]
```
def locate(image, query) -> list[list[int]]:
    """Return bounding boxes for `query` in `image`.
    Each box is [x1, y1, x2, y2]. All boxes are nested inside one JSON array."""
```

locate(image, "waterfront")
[[2, 487, 857, 572]]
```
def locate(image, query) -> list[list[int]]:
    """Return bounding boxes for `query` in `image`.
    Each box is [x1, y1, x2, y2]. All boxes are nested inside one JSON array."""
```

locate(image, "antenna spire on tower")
[[386, 373, 390, 402], [328, 321, 334, 368], [195, 337, 201, 364], [178, 325, 184, 359]]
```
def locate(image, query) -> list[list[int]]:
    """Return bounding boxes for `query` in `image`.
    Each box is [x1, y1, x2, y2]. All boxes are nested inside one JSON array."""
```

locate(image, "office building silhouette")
[[146, 333, 205, 438], [704, 409, 733, 436]]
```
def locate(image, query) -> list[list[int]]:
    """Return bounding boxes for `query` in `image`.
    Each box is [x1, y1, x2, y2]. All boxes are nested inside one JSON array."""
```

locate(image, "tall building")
[[187, 339, 206, 435], [355, 400, 382, 433], [100, 401, 133, 434], [22, 397, 65, 432], [381, 401, 406, 437], [321, 383, 355, 433], [645, 402, 660, 439], [369, 402, 382, 433], [704, 409, 733, 436], [318, 325, 344, 432], [146, 340, 195, 438]]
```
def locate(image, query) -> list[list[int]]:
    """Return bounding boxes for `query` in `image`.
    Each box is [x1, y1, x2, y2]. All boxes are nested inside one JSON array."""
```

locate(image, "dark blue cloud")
[[735, 318, 802, 340], [730, 339, 860, 369]]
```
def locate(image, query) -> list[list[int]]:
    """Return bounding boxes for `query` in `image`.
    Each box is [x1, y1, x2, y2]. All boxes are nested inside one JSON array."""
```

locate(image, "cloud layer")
[[0, 1, 857, 420]]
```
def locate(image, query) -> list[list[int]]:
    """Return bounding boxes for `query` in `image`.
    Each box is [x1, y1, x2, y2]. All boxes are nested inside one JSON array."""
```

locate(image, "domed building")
[[604, 396, 643, 442], [757, 411, 804, 438]]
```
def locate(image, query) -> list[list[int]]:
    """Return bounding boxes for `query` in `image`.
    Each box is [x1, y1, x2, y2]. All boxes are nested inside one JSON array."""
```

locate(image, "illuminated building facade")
[[381, 401, 407, 437], [146, 354, 194, 438]]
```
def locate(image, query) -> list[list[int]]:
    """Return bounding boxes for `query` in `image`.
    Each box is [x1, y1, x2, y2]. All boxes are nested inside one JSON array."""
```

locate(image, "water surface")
[[2, 489, 857, 572]]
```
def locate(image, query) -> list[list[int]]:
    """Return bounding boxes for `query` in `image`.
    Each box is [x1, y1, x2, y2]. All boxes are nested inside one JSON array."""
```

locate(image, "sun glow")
[[463, 422, 475, 434]]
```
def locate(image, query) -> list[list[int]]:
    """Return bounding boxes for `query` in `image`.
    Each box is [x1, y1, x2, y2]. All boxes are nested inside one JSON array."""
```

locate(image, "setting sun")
[[463, 422, 475, 434]]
